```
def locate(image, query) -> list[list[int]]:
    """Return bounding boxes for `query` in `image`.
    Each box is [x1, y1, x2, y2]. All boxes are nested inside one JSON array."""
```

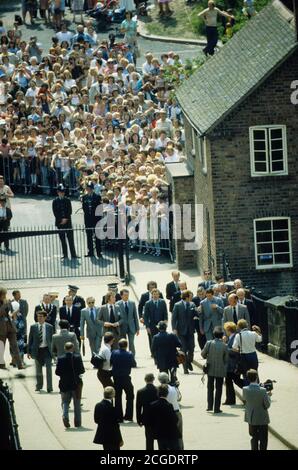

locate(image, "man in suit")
[[101, 282, 121, 305], [34, 293, 57, 332], [172, 290, 197, 374], [111, 339, 135, 423], [148, 384, 180, 450], [223, 293, 251, 329], [198, 270, 215, 290], [94, 386, 123, 450], [60, 295, 81, 344], [230, 279, 251, 298], [12, 290, 28, 334], [138, 281, 164, 319], [55, 342, 85, 428], [98, 292, 123, 349], [28, 310, 53, 393], [80, 296, 102, 355], [199, 288, 224, 341], [136, 373, 158, 450], [144, 289, 168, 354], [171, 281, 188, 312], [82, 181, 102, 258], [237, 288, 257, 325], [151, 321, 181, 384], [192, 287, 207, 350], [201, 327, 228, 413], [116, 289, 139, 360], [52, 184, 78, 260], [243, 369, 271, 451], [166, 271, 180, 313], [52, 320, 80, 358]]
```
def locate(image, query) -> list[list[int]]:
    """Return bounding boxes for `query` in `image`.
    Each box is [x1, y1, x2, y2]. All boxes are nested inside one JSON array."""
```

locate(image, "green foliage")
[[163, 56, 207, 94]]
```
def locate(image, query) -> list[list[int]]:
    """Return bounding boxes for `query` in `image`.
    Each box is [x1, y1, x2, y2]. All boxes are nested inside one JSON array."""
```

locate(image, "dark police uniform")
[[52, 190, 77, 259], [82, 187, 102, 257]]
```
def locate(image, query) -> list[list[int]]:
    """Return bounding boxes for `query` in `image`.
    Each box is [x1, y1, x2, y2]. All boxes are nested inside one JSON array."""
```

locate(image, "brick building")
[[168, 0, 298, 296]]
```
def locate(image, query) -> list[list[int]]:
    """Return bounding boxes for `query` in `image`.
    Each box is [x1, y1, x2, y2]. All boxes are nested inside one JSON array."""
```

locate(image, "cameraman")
[[243, 369, 271, 451]]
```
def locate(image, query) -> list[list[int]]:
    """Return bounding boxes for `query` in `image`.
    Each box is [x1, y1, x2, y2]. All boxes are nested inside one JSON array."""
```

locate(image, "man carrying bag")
[[55, 342, 85, 429]]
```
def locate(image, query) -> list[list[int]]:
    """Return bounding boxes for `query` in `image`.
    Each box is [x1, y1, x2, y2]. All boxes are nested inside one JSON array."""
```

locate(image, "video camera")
[[260, 379, 276, 392]]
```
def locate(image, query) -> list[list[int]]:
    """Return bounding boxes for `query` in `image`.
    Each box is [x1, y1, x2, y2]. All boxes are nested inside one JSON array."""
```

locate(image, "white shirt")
[[99, 343, 112, 371], [166, 384, 180, 411], [38, 323, 47, 348], [233, 329, 262, 354], [56, 31, 73, 44]]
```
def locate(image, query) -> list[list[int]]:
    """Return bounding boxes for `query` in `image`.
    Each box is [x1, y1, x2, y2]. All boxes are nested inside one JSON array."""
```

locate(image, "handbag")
[[91, 352, 105, 369], [234, 333, 247, 375], [176, 349, 186, 366]]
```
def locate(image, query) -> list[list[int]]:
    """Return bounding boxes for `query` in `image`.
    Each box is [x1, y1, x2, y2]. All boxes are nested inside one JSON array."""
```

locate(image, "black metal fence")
[[0, 380, 22, 450], [0, 225, 130, 281]]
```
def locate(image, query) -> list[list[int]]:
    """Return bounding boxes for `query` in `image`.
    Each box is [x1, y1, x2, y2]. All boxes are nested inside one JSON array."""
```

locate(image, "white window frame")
[[191, 127, 196, 157], [198, 136, 207, 174], [249, 125, 288, 177], [254, 217, 293, 270]]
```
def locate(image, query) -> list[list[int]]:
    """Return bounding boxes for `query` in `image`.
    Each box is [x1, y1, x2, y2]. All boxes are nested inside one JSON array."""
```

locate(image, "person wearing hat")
[[52, 184, 78, 260], [0, 196, 12, 252], [102, 283, 121, 306], [151, 321, 181, 385], [81, 181, 102, 258], [65, 285, 86, 312]]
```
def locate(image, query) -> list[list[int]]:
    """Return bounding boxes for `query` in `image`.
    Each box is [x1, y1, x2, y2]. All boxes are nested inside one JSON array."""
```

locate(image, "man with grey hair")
[[158, 372, 184, 450]]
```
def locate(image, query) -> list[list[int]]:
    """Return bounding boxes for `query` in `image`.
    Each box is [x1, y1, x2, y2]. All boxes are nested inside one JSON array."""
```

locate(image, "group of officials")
[[1, 268, 271, 451]]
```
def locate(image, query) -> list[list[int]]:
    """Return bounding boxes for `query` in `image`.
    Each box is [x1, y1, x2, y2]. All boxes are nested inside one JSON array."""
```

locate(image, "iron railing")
[[0, 380, 22, 450], [0, 225, 129, 281]]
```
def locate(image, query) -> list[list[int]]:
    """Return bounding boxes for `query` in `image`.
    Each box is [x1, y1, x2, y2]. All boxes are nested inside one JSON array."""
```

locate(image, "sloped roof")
[[176, 0, 297, 135]]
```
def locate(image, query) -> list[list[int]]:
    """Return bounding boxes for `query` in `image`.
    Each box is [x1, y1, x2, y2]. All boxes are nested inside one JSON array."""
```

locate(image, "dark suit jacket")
[[143, 299, 168, 330], [55, 352, 85, 392], [136, 384, 158, 426], [198, 280, 215, 290], [166, 281, 180, 312], [82, 192, 101, 226], [172, 300, 197, 336], [52, 196, 72, 227], [149, 399, 180, 440], [59, 306, 81, 332], [28, 322, 53, 359], [151, 331, 181, 370], [138, 291, 164, 318], [241, 299, 257, 325], [34, 304, 57, 331], [93, 399, 122, 445]]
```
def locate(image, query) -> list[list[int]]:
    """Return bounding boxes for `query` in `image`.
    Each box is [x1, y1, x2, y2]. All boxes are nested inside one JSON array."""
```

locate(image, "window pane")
[[273, 231, 288, 241], [270, 128, 282, 139], [254, 141, 266, 151], [271, 140, 283, 151], [258, 254, 273, 265], [275, 254, 290, 264], [255, 162, 267, 172], [271, 150, 283, 160], [257, 232, 272, 242], [272, 161, 284, 172], [253, 130, 266, 140], [274, 242, 289, 253], [256, 220, 271, 231], [273, 219, 288, 230], [254, 151, 267, 161], [257, 243, 273, 254]]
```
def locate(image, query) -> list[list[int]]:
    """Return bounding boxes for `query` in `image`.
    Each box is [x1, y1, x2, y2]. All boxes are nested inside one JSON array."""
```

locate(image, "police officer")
[[82, 181, 102, 258], [52, 184, 78, 260], [65, 285, 86, 312]]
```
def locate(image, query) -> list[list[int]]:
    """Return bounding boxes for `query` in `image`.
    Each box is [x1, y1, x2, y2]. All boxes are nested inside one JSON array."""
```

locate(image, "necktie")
[[91, 308, 95, 323], [39, 324, 43, 345], [110, 305, 115, 323], [154, 301, 158, 310], [233, 307, 238, 324], [67, 308, 71, 320], [125, 302, 129, 317]]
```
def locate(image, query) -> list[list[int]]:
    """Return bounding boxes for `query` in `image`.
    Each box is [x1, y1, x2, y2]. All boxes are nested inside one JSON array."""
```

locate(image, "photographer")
[[243, 369, 271, 451], [232, 320, 262, 383]]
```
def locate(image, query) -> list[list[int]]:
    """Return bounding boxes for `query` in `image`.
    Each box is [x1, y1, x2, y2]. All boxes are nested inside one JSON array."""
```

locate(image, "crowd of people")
[[0, 273, 272, 451]]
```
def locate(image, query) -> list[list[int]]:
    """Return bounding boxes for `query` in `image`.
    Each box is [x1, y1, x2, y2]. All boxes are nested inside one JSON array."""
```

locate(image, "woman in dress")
[[72, 0, 84, 23]]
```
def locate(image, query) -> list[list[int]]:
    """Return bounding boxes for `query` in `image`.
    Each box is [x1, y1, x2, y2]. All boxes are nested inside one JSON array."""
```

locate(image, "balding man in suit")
[[223, 294, 251, 329]]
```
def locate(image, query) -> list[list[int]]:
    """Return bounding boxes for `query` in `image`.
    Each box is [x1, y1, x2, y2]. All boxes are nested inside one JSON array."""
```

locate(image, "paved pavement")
[[0, 277, 288, 450], [0, 1, 204, 64]]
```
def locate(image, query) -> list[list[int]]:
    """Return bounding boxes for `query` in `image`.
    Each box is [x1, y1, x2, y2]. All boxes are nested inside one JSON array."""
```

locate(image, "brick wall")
[[206, 49, 298, 296]]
